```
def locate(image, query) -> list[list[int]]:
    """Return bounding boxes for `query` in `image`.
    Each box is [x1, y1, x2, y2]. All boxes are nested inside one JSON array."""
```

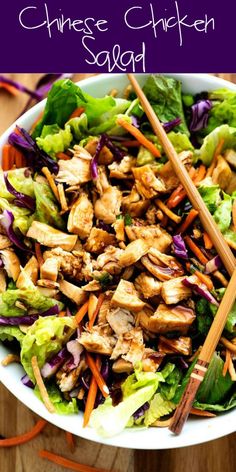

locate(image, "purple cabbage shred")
[[163, 117, 182, 133], [133, 401, 150, 420], [173, 234, 188, 260], [190, 100, 212, 132]]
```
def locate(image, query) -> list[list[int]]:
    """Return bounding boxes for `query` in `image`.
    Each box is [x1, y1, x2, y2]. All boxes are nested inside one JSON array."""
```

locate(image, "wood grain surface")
[[0, 73, 236, 472]]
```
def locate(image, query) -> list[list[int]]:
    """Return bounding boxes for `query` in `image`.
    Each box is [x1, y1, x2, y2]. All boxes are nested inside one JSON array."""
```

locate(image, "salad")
[[0, 75, 236, 438]]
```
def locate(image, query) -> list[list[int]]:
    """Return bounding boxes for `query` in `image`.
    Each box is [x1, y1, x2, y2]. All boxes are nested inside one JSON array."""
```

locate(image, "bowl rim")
[[0, 73, 236, 450]]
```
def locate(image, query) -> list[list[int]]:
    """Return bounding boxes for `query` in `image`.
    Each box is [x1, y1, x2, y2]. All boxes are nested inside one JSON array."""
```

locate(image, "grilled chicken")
[[40, 257, 59, 282], [161, 276, 192, 304], [27, 221, 77, 251], [212, 155, 232, 190], [112, 358, 133, 373], [67, 192, 93, 239], [148, 303, 196, 334], [79, 326, 116, 355], [119, 239, 149, 267], [134, 272, 162, 298], [157, 151, 192, 192], [142, 249, 184, 282], [96, 246, 123, 274], [109, 155, 136, 179], [17, 256, 39, 288], [226, 171, 236, 194], [0, 249, 20, 281], [84, 228, 116, 254], [224, 149, 236, 169], [0, 234, 12, 249], [158, 336, 192, 356], [57, 151, 92, 186], [111, 327, 144, 363], [122, 185, 150, 217], [44, 247, 83, 281], [94, 186, 122, 224], [106, 307, 134, 335], [111, 279, 145, 312], [59, 279, 87, 305], [0, 269, 6, 293], [85, 138, 113, 165], [112, 218, 125, 241], [58, 360, 86, 393], [125, 224, 172, 252], [132, 165, 166, 199], [142, 348, 165, 372]]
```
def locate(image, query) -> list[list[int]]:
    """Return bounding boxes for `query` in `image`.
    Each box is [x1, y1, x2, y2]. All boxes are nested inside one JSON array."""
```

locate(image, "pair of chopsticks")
[[127, 74, 236, 434]]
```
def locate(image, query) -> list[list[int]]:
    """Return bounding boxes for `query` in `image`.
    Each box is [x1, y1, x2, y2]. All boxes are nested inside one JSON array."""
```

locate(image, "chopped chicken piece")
[[157, 151, 192, 192], [59, 279, 87, 305], [93, 166, 110, 195], [80, 251, 94, 281], [94, 186, 122, 224], [142, 348, 165, 372], [125, 224, 172, 252], [82, 280, 101, 291], [122, 266, 134, 280], [161, 276, 192, 304], [0, 249, 20, 281], [146, 205, 157, 225], [109, 155, 136, 179], [122, 185, 150, 217], [158, 336, 192, 356], [79, 326, 116, 355], [40, 257, 59, 282], [132, 165, 166, 199], [107, 307, 134, 335], [226, 171, 236, 194], [0, 269, 6, 293], [224, 149, 236, 169], [85, 138, 113, 165], [37, 287, 59, 298], [37, 279, 59, 289], [141, 248, 184, 281], [0, 234, 12, 249], [17, 256, 39, 289], [58, 360, 86, 393], [137, 305, 155, 331], [212, 155, 232, 190], [112, 218, 125, 241], [97, 296, 112, 325], [111, 328, 144, 364], [134, 272, 162, 298], [112, 358, 133, 374], [119, 239, 149, 267], [27, 221, 77, 251], [44, 247, 83, 281], [57, 154, 92, 186], [84, 228, 116, 255], [96, 246, 123, 275], [67, 192, 94, 239], [111, 279, 145, 312], [148, 303, 196, 334]]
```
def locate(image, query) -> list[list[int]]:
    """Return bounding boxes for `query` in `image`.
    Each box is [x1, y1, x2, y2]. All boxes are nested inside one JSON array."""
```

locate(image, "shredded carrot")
[[88, 293, 105, 330], [155, 199, 181, 224], [39, 449, 110, 472], [74, 301, 89, 325], [58, 311, 66, 317], [220, 337, 236, 354], [86, 353, 109, 398], [35, 242, 44, 267], [0, 419, 47, 447], [232, 199, 236, 231], [223, 349, 231, 377], [167, 168, 196, 209], [203, 231, 213, 250], [83, 356, 102, 427], [56, 152, 71, 160], [0, 82, 19, 96], [195, 270, 214, 291], [31, 356, 55, 413], [190, 408, 216, 418], [192, 164, 206, 184], [184, 236, 209, 265], [116, 117, 161, 157], [2, 144, 15, 170], [177, 209, 199, 234], [186, 262, 191, 272], [41, 167, 60, 202], [207, 138, 224, 177], [121, 140, 140, 147], [69, 107, 85, 120], [65, 431, 76, 453]]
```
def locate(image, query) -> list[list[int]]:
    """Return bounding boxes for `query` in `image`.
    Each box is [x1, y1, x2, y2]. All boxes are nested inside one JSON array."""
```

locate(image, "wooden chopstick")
[[169, 268, 236, 434], [127, 74, 236, 277]]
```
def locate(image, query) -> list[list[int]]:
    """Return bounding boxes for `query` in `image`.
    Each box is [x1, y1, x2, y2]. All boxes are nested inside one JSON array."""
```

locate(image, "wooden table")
[[0, 73, 236, 472]]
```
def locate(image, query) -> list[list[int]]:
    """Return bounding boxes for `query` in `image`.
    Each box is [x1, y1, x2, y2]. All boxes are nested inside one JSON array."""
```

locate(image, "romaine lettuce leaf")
[[194, 390, 236, 412], [142, 75, 189, 135], [205, 88, 236, 134], [37, 124, 72, 157], [34, 181, 65, 230], [159, 363, 183, 401], [197, 353, 233, 404], [223, 228, 236, 249], [35, 383, 78, 415], [144, 393, 175, 426], [196, 124, 236, 166], [0, 326, 25, 344], [167, 131, 194, 153], [0, 197, 33, 234], [67, 114, 88, 140], [21, 315, 75, 380], [0, 169, 34, 200], [213, 192, 232, 232], [198, 182, 221, 214]]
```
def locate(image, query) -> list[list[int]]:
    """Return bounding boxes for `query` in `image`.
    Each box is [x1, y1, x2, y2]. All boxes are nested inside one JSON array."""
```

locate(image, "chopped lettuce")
[[213, 192, 232, 232], [67, 114, 88, 140], [90, 369, 163, 437], [2, 285, 62, 315], [195, 124, 236, 166], [0, 197, 33, 234], [197, 353, 233, 404], [36, 124, 73, 157], [142, 75, 189, 135], [198, 182, 221, 214], [21, 315, 75, 381], [196, 298, 213, 336], [0, 169, 34, 200], [159, 363, 183, 401], [144, 393, 175, 426], [136, 146, 155, 166], [35, 383, 78, 415], [224, 228, 236, 249], [34, 181, 65, 230], [194, 391, 236, 412], [167, 131, 194, 153], [205, 88, 236, 134], [0, 326, 25, 344]]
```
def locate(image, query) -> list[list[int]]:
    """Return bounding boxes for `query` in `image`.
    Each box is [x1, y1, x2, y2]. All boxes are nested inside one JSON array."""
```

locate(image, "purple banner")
[[0, 0, 235, 72]]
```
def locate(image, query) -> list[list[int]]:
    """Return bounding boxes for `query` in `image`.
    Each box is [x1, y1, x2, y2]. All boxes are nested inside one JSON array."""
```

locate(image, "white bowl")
[[0, 73, 236, 449]]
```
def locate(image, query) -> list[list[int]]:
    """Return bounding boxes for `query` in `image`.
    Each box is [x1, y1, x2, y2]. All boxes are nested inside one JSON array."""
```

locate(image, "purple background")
[[0, 0, 234, 72]]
